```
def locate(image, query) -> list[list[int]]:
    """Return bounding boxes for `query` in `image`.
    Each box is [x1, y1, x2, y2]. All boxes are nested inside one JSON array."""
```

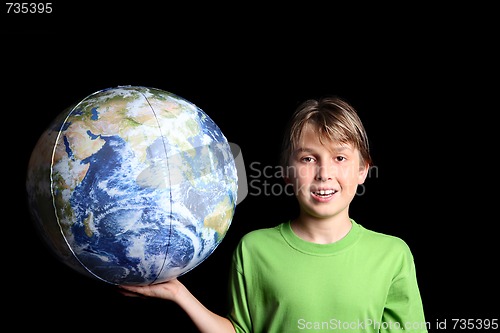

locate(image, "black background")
[[3, 3, 498, 331]]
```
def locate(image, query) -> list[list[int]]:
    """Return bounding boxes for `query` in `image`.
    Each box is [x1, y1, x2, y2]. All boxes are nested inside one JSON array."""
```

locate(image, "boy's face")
[[286, 124, 369, 221]]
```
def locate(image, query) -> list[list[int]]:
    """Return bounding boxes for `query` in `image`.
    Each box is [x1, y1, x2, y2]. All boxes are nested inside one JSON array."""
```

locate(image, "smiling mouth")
[[312, 189, 337, 197]]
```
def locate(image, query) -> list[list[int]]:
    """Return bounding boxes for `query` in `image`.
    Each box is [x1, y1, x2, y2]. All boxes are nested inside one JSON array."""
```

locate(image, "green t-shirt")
[[227, 220, 428, 333]]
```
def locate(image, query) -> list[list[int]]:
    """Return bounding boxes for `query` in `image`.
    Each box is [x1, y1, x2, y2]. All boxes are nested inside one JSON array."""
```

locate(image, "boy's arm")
[[120, 278, 236, 333]]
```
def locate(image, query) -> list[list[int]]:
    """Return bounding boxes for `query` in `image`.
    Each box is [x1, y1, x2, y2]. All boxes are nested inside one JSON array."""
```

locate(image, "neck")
[[291, 215, 352, 244]]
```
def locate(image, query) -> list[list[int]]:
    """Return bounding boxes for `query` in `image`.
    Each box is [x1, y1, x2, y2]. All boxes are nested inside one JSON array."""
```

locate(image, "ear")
[[357, 163, 370, 185]]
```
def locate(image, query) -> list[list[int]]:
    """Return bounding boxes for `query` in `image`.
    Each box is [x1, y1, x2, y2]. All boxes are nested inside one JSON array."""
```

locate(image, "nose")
[[315, 163, 332, 182]]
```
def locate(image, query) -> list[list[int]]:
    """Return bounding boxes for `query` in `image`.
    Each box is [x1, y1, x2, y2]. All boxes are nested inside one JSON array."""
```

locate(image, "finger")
[[117, 285, 147, 297]]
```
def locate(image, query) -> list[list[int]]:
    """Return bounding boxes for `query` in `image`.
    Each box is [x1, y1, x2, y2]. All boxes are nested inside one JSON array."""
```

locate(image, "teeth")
[[314, 190, 335, 195]]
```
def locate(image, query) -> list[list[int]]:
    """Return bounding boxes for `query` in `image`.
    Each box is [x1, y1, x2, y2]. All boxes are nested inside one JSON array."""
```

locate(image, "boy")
[[120, 96, 428, 333]]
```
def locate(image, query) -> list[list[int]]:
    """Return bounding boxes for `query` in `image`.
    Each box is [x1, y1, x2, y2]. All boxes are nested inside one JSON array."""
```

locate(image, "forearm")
[[175, 283, 236, 333]]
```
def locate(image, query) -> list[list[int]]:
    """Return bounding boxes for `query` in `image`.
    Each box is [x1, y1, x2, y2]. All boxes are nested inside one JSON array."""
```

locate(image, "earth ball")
[[26, 86, 238, 286]]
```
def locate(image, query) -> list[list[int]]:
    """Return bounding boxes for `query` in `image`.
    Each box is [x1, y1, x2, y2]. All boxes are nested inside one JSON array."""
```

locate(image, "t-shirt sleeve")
[[226, 241, 252, 333], [381, 244, 428, 333]]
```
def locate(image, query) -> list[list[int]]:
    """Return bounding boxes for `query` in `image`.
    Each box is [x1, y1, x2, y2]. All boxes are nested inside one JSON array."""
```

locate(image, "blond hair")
[[280, 96, 372, 170]]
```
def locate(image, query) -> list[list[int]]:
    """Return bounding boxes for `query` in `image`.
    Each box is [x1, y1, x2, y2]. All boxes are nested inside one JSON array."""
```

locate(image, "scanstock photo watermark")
[[297, 318, 429, 331], [247, 161, 379, 197], [229, 144, 378, 204], [296, 317, 499, 331]]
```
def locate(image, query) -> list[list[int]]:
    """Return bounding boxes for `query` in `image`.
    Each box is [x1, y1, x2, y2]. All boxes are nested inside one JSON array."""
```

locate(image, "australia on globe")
[[26, 86, 238, 286]]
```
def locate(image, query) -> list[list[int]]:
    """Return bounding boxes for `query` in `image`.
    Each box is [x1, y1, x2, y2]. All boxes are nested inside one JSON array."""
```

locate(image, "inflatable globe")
[[26, 86, 238, 286]]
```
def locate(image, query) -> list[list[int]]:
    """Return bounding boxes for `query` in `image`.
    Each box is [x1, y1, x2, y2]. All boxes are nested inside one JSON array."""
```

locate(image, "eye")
[[335, 156, 347, 162], [301, 156, 316, 163]]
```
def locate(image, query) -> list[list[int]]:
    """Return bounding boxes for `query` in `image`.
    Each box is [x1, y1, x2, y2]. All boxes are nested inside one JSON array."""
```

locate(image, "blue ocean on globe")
[[26, 86, 238, 286]]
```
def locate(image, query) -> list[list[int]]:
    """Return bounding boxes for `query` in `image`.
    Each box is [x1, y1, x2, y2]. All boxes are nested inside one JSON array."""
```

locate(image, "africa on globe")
[[26, 86, 238, 286]]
